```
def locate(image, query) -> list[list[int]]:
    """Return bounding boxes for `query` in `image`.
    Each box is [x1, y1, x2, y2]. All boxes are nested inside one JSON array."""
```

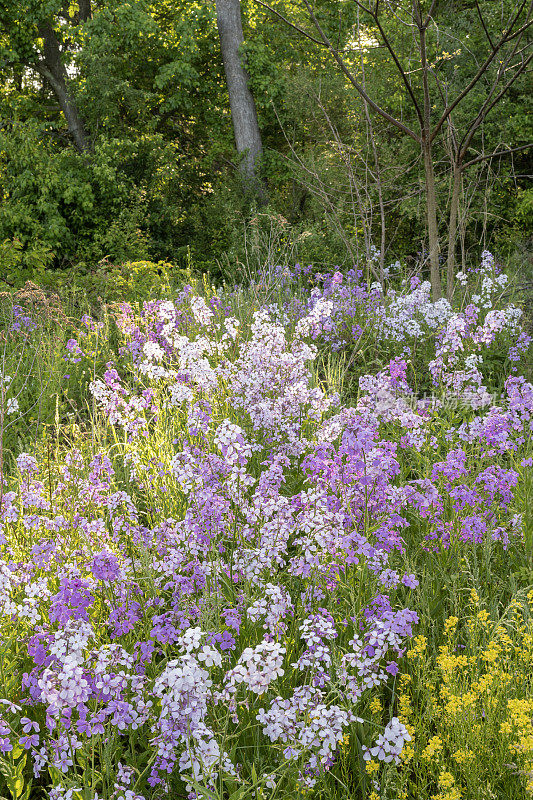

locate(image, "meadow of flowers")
[[0, 253, 532, 800]]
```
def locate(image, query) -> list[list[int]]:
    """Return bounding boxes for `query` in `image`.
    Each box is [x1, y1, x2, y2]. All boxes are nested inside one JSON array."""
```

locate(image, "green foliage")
[[0, 121, 148, 265], [0, 238, 54, 288], [83, 258, 188, 302], [0, 0, 530, 283]]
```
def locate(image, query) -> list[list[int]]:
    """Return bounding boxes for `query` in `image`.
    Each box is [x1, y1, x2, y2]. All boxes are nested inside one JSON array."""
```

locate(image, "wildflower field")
[[0, 253, 532, 800]]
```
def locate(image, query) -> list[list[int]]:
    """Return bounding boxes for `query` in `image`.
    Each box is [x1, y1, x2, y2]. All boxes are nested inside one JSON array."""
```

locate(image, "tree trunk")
[[418, 14, 442, 299], [37, 21, 89, 153], [78, 0, 92, 22], [423, 138, 442, 299], [216, 0, 267, 203], [446, 163, 462, 300]]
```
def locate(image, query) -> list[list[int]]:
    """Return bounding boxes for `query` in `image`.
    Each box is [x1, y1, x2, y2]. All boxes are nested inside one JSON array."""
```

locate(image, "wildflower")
[[5, 397, 19, 414], [369, 697, 382, 714], [90, 551, 121, 583], [444, 617, 458, 635], [363, 718, 411, 764], [15, 453, 38, 473], [422, 736, 443, 759], [365, 759, 379, 774]]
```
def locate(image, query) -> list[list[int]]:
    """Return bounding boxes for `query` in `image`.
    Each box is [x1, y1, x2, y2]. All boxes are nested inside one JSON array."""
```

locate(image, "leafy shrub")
[[0, 238, 54, 290]]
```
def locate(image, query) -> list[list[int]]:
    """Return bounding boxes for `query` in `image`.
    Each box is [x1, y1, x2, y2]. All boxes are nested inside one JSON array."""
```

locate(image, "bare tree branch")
[[463, 142, 532, 169], [299, 0, 420, 142], [254, 0, 326, 47], [458, 52, 532, 161], [431, 1, 533, 141], [423, 0, 439, 29], [475, 0, 494, 49], [353, 0, 424, 125]]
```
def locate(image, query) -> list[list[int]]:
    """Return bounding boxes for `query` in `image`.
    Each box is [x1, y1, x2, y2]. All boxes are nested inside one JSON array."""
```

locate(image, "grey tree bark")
[[77, 0, 92, 22], [447, 164, 462, 299], [416, 5, 443, 299], [216, 0, 267, 202], [37, 21, 89, 153]]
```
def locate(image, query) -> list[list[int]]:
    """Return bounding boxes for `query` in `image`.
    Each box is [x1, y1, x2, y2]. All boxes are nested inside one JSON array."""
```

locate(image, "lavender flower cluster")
[[0, 253, 531, 798]]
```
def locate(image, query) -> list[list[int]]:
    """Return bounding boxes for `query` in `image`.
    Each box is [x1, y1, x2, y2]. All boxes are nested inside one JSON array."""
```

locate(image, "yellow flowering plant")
[[388, 592, 533, 799]]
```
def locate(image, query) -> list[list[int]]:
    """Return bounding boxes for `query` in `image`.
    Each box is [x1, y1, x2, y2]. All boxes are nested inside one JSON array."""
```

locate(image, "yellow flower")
[[500, 722, 512, 736], [432, 790, 462, 800], [422, 736, 444, 760], [407, 635, 427, 659], [369, 697, 382, 714], [439, 770, 456, 789], [475, 673, 496, 693], [444, 616, 459, 635], [453, 749, 475, 766], [398, 693, 413, 719], [401, 743, 414, 763], [432, 771, 462, 800], [481, 642, 501, 664], [365, 759, 379, 775]]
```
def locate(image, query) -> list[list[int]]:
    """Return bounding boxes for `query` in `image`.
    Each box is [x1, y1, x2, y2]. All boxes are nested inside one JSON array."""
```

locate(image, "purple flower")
[[19, 734, 39, 750], [90, 551, 121, 583], [401, 574, 419, 589], [49, 578, 94, 625], [20, 717, 39, 734]]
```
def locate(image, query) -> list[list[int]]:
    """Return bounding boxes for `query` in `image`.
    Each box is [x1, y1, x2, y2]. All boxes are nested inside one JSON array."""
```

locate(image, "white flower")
[[143, 341, 165, 361], [225, 641, 286, 695], [5, 397, 19, 415], [190, 296, 214, 326], [169, 382, 194, 405], [363, 717, 411, 764], [197, 645, 222, 668]]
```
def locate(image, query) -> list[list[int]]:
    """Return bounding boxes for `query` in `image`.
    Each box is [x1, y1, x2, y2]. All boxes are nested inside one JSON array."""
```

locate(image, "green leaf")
[[12, 776, 24, 800], [229, 789, 248, 800]]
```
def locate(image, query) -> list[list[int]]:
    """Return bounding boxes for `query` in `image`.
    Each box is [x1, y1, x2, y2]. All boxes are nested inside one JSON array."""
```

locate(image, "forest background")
[[0, 0, 531, 299]]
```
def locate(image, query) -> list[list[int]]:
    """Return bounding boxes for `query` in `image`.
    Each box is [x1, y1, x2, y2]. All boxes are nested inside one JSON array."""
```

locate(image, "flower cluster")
[[0, 253, 531, 798]]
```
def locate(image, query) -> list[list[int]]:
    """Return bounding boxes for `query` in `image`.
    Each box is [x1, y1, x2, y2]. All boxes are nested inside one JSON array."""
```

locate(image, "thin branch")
[[254, 0, 385, 53], [353, 0, 424, 125], [300, 0, 420, 142], [423, 0, 439, 29], [458, 52, 532, 161], [475, 0, 494, 49], [253, 0, 326, 47], [431, 1, 533, 141], [463, 142, 532, 169], [457, 33, 527, 158]]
